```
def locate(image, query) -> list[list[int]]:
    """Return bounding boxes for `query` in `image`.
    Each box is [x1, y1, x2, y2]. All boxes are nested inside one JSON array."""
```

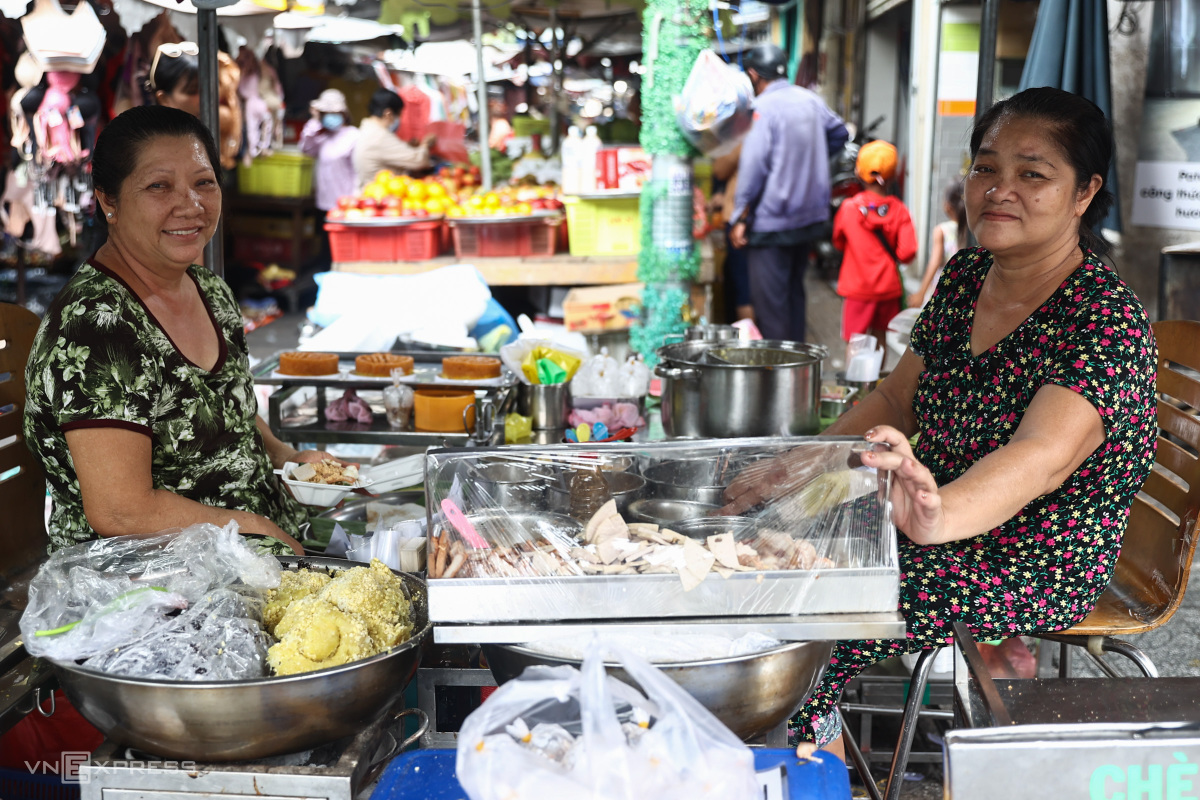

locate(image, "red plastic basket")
[[325, 221, 444, 263], [450, 218, 561, 259]]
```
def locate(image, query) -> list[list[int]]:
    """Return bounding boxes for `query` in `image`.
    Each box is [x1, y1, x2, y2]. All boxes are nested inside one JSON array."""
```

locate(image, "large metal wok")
[[483, 639, 833, 741], [50, 556, 431, 761]]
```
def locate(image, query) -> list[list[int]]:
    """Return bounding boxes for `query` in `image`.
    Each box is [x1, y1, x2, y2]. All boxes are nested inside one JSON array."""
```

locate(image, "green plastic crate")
[[237, 150, 314, 198], [563, 195, 642, 257]]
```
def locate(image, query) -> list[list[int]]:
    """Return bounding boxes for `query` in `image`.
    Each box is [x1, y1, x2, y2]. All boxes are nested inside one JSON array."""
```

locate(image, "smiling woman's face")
[[102, 135, 221, 272], [965, 114, 1101, 262]]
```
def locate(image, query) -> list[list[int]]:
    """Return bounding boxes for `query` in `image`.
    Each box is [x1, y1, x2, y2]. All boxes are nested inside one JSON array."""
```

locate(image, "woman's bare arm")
[[65, 426, 303, 554], [862, 383, 1106, 545]]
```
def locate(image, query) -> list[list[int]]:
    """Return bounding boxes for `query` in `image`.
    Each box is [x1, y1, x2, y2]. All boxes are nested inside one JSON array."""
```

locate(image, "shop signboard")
[[944, 723, 1200, 800]]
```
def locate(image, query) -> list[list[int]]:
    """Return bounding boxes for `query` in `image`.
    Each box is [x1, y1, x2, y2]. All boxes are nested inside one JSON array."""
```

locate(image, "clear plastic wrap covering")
[[21, 522, 282, 679], [456, 641, 758, 800], [424, 437, 899, 623]]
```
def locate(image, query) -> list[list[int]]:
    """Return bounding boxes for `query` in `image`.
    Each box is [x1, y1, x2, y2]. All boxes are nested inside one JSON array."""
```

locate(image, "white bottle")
[[579, 126, 602, 193], [561, 126, 582, 195]]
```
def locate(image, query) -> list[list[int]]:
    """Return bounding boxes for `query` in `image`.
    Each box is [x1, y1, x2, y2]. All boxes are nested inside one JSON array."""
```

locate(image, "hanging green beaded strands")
[[631, 0, 709, 364]]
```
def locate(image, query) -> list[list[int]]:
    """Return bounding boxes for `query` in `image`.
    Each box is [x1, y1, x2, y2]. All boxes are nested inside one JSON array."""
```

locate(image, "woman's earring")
[[106, 212, 113, 219]]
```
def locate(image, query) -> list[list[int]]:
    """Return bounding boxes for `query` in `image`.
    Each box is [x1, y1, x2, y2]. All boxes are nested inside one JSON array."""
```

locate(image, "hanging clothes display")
[[8, 0, 106, 259]]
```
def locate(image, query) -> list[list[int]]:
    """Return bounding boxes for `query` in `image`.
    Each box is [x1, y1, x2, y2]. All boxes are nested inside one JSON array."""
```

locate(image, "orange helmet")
[[855, 140, 898, 184]]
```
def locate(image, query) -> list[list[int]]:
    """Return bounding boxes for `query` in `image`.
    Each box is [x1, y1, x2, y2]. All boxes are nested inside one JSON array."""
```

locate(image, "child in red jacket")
[[832, 140, 917, 358]]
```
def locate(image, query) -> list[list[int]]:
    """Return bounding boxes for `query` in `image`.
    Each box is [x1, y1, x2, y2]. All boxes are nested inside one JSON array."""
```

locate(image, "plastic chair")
[[844, 319, 1200, 800], [0, 302, 49, 578]]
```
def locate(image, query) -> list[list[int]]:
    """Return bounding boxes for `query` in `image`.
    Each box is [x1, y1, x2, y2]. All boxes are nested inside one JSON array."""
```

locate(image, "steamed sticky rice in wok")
[[264, 559, 414, 676]]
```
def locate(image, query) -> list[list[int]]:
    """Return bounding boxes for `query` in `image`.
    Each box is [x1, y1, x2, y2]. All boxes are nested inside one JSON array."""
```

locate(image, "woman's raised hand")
[[861, 426, 946, 545]]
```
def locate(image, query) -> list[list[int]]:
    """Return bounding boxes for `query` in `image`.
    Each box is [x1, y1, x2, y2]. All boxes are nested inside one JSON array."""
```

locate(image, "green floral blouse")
[[24, 261, 309, 551]]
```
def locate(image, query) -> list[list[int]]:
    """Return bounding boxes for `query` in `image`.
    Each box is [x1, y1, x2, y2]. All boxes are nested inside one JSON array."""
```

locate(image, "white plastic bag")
[[456, 641, 758, 800], [20, 522, 281, 677], [675, 49, 754, 156]]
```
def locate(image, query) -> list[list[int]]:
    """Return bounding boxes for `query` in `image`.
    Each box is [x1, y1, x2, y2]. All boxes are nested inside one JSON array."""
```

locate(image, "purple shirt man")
[[729, 45, 848, 341]]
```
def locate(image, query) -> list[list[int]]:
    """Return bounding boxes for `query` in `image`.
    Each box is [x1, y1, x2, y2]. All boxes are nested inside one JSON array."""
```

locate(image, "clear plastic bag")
[[424, 437, 898, 624], [21, 522, 282, 668], [456, 640, 758, 800], [674, 50, 754, 156]]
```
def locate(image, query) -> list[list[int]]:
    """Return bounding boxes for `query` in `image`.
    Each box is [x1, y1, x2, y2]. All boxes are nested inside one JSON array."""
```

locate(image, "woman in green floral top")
[[24, 106, 338, 554]]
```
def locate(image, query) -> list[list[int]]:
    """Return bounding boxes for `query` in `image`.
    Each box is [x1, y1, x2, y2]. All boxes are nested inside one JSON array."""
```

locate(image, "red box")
[[232, 235, 311, 264], [325, 221, 444, 263], [450, 219, 561, 258], [598, 149, 620, 190]]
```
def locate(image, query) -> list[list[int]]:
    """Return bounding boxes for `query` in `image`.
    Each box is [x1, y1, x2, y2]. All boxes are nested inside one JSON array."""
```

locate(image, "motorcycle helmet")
[[742, 44, 788, 81]]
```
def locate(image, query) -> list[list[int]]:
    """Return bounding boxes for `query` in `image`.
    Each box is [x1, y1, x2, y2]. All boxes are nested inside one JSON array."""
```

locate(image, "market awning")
[[110, 0, 281, 42], [1018, 0, 1120, 233]]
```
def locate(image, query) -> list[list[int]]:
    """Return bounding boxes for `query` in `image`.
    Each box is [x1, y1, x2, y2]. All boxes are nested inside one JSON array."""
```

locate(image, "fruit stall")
[[324, 168, 714, 294]]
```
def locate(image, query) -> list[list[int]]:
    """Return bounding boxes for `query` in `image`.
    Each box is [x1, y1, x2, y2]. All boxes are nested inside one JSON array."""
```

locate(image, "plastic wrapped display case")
[[423, 437, 900, 625]]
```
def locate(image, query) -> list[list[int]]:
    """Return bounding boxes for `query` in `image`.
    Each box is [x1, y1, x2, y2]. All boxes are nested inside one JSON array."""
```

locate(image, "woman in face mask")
[[299, 89, 360, 215], [353, 88, 435, 189]]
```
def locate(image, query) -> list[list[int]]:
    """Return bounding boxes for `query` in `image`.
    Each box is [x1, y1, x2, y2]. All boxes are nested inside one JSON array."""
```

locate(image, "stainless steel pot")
[[51, 556, 431, 761], [642, 459, 731, 506], [655, 339, 828, 438], [482, 640, 833, 742]]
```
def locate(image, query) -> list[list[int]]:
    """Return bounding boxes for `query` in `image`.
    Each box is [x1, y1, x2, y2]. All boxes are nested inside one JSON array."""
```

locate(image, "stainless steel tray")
[[427, 566, 899, 623], [265, 384, 510, 447], [253, 350, 518, 390]]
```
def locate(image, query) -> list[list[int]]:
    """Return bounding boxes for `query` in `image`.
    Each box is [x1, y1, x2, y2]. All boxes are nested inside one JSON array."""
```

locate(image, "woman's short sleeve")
[[1041, 272, 1156, 435], [38, 288, 164, 436]]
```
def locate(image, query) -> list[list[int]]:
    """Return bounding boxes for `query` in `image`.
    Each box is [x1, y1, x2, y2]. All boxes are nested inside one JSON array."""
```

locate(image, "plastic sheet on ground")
[[423, 437, 899, 623]]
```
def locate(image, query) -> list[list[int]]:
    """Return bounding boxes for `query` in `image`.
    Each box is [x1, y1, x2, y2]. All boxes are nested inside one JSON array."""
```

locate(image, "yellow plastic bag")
[[521, 346, 582, 385]]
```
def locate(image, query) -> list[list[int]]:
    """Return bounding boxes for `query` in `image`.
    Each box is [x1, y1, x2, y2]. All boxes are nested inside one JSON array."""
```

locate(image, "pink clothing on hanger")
[[34, 72, 84, 164]]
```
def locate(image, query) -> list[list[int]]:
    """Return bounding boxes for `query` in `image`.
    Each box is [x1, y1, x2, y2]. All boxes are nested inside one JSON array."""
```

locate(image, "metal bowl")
[[546, 471, 647, 517], [672, 516, 758, 541], [627, 498, 719, 527], [443, 510, 585, 547], [482, 640, 834, 742], [51, 556, 431, 761], [643, 459, 733, 506]]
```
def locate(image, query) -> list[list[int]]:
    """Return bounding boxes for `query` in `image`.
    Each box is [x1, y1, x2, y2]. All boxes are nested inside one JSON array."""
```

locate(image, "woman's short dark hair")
[[969, 86, 1115, 258], [368, 88, 404, 118], [92, 105, 221, 199], [149, 51, 200, 97]]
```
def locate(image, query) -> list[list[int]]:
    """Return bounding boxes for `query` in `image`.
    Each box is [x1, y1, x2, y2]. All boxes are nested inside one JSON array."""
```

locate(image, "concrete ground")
[[248, 270, 1200, 800]]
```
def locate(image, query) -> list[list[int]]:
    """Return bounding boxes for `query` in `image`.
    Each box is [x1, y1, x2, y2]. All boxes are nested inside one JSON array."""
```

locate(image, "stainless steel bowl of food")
[[482, 640, 834, 742], [627, 498, 719, 527], [50, 556, 431, 761], [546, 470, 647, 517]]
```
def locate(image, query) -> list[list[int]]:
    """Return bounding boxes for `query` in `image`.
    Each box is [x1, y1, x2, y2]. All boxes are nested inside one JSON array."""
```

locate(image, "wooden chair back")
[[0, 303, 49, 578], [1066, 319, 1200, 636]]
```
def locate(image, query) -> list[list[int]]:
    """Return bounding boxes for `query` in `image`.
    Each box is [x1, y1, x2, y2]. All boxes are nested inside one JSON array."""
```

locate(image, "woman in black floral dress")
[[728, 88, 1159, 752], [24, 106, 340, 554]]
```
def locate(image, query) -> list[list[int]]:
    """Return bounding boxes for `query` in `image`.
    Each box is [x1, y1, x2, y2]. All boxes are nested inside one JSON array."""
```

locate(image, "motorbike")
[[813, 115, 886, 282]]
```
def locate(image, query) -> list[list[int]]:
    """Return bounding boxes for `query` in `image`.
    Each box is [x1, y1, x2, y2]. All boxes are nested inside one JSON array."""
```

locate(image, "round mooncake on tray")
[[278, 351, 339, 376], [442, 355, 501, 380], [355, 353, 414, 377]]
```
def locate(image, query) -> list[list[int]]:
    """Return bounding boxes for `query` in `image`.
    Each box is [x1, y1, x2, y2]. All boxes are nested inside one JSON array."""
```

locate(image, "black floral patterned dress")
[[24, 260, 309, 552], [792, 248, 1159, 745]]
